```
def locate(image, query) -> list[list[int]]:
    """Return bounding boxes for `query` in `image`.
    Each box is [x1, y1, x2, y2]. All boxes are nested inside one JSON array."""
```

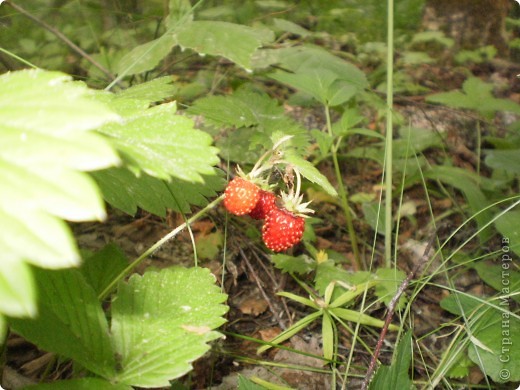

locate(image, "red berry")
[[248, 190, 276, 220], [262, 206, 305, 252], [224, 177, 260, 216]]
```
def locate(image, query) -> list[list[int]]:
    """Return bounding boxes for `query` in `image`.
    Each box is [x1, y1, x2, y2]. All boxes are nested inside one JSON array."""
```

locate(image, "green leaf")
[[271, 254, 316, 275], [22, 378, 132, 390], [115, 76, 177, 105], [485, 149, 520, 175], [440, 293, 520, 382], [375, 268, 407, 309], [284, 152, 338, 197], [272, 18, 311, 37], [176, 21, 275, 71], [92, 167, 224, 216], [329, 280, 378, 308], [331, 308, 397, 330], [427, 77, 520, 117], [98, 102, 219, 182], [0, 70, 119, 317], [9, 268, 116, 379], [110, 267, 228, 387], [494, 210, 520, 257], [370, 330, 415, 390], [257, 311, 322, 354], [238, 375, 267, 390], [80, 243, 129, 297], [322, 312, 334, 360], [256, 45, 368, 90], [116, 34, 177, 76], [362, 202, 388, 235], [0, 258, 35, 317], [473, 260, 520, 304]]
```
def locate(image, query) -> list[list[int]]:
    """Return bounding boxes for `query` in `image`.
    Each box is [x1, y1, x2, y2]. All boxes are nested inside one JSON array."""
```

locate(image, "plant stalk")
[[324, 106, 362, 271], [98, 195, 223, 301], [384, 0, 395, 267]]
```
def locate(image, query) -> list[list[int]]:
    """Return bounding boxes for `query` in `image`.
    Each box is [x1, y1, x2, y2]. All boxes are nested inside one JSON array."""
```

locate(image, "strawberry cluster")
[[223, 174, 311, 252]]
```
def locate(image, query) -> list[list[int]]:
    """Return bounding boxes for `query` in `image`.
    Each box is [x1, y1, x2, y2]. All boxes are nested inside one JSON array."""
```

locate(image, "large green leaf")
[[116, 34, 177, 77], [176, 21, 274, 71], [110, 267, 228, 387], [0, 70, 119, 317], [427, 77, 520, 117], [92, 167, 224, 216], [98, 101, 219, 182], [9, 268, 116, 379]]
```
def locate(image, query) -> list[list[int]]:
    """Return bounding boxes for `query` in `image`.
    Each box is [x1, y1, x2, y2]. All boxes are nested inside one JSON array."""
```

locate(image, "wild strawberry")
[[223, 177, 260, 216], [262, 206, 305, 252], [248, 190, 276, 220]]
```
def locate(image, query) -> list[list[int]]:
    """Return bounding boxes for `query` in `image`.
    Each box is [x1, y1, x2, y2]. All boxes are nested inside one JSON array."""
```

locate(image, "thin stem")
[[384, 0, 395, 267], [5, 1, 116, 81], [98, 195, 224, 301], [324, 106, 362, 271]]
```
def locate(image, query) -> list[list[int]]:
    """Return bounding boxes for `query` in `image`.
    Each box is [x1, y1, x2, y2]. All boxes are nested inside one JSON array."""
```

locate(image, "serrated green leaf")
[[0, 70, 118, 133], [370, 330, 415, 390], [22, 378, 132, 390], [255, 45, 368, 90], [116, 34, 177, 76], [271, 254, 316, 275], [110, 267, 228, 387], [116, 76, 177, 104], [427, 77, 520, 117], [9, 268, 116, 379], [0, 70, 120, 316], [80, 244, 129, 297], [98, 102, 219, 182], [176, 21, 275, 71], [284, 152, 337, 197], [92, 167, 224, 216]]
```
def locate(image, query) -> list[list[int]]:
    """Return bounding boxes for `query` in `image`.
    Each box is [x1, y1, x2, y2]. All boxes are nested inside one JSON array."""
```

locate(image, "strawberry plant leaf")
[[284, 152, 338, 197], [272, 254, 316, 275], [116, 34, 177, 77], [80, 244, 129, 297], [8, 268, 116, 379], [110, 267, 228, 387], [115, 76, 177, 105], [22, 378, 132, 390], [98, 101, 219, 182], [0, 69, 119, 317], [176, 21, 274, 71], [92, 167, 224, 216], [0, 257, 35, 317]]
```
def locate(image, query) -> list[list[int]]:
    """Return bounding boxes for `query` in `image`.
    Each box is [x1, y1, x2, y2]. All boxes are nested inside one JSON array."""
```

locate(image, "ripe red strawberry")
[[262, 206, 305, 252], [248, 190, 276, 220], [224, 177, 260, 216]]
